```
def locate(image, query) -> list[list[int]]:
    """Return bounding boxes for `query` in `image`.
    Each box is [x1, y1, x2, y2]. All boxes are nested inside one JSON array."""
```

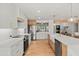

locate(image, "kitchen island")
[[0, 36, 24, 56], [53, 33, 79, 56]]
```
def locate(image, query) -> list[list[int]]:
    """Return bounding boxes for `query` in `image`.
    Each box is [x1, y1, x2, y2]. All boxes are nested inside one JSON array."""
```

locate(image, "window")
[[36, 23, 48, 32]]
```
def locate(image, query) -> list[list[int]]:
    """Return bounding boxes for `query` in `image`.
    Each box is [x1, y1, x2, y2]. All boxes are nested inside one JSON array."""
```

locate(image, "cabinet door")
[[11, 40, 23, 56], [62, 43, 67, 56], [0, 4, 17, 28], [72, 4, 79, 18], [8, 4, 17, 28], [49, 39, 55, 52], [17, 40, 24, 56], [11, 44, 18, 56]]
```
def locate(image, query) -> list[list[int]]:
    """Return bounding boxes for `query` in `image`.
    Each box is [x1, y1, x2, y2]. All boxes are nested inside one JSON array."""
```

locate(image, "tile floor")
[[25, 39, 55, 56]]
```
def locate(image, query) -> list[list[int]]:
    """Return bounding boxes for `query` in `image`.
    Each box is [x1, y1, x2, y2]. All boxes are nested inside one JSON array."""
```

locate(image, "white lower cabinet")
[[0, 39, 23, 56], [36, 32, 48, 39], [11, 40, 23, 56], [11, 45, 17, 56]]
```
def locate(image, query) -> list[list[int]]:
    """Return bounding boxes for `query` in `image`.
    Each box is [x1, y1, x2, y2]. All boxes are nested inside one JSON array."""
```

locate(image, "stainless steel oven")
[[24, 35, 28, 54]]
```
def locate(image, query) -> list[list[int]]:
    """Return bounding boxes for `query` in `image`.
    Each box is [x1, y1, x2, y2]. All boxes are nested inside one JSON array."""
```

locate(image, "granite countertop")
[[19, 33, 31, 36], [60, 32, 79, 39], [53, 33, 79, 46]]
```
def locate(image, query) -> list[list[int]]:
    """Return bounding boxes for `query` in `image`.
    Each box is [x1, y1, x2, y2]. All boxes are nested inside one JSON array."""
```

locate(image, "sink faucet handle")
[[10, 35, 13, 37]]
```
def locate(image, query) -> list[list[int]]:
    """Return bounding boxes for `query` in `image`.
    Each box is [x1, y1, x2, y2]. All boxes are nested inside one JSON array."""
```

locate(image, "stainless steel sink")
[[12, 36, 20, 38], [10, 35, 22, 38]]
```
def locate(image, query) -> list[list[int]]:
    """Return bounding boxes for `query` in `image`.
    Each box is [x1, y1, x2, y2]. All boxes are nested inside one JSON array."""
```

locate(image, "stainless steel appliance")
[[55, 39, 62, 56], [56, 25, 60, 33], [24, 35, 28, 54]]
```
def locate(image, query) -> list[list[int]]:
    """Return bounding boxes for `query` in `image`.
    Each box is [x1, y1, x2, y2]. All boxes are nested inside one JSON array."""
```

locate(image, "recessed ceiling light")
[[37, 10, 40, 13], [70, 18, 73, 22]]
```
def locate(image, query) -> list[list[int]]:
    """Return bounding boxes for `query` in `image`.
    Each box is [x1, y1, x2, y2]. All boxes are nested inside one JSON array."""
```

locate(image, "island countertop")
[[0, 35, 24, 47], [53, 33, 79, 56], [53, 33, 79, 46]]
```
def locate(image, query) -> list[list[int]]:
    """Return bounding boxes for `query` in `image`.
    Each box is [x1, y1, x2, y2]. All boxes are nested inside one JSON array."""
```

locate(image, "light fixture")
[[69, 3, 74, 22], [70, 18, 73, 22], [37, 10, 40, 13]]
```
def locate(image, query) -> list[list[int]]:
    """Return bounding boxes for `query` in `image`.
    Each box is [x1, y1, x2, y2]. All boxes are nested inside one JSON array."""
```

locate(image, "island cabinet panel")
[[49, 40, 55, 52], [48, 34, 55, 52], [62, 43, 67, 56]]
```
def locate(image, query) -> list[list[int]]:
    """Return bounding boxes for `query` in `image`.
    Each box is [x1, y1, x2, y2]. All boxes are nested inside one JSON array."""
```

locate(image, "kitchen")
[[0, 3, 79, 56], [49, 18, 79, 56]]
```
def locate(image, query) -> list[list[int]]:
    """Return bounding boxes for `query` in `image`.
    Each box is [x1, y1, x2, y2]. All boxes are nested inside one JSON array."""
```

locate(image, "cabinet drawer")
[[10, 40, 23, 56], [11, 45, 18, 56]]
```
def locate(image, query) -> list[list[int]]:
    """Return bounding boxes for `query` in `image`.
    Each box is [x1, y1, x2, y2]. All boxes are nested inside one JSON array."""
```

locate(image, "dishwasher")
[[55, 39, 62, 56]]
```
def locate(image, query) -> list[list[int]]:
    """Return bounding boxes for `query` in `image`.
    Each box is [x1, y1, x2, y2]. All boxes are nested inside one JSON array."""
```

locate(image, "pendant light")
[[70, 3, 74, 22], [53, 14, 56, 25]]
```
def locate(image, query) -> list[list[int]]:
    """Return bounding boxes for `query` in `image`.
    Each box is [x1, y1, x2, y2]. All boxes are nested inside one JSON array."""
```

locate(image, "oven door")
[[24, 35, 28, 53]]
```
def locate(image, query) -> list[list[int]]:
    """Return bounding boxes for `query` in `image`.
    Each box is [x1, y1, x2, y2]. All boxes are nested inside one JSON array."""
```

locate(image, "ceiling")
[[16, 3, 79, 20]]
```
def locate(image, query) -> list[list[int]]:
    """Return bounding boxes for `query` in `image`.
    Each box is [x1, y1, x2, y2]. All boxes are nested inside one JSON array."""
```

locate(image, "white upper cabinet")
[[53, 3, 71, 19], [16, 7, 26, 19], [0, 4, 17, 28], [9, 4, 18, 28], [72, 3, 79, 18]]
